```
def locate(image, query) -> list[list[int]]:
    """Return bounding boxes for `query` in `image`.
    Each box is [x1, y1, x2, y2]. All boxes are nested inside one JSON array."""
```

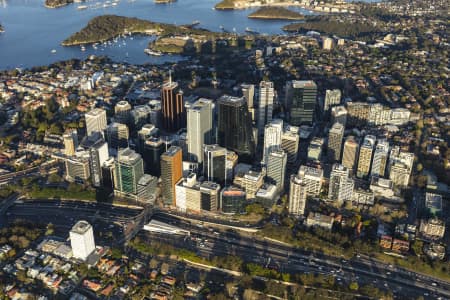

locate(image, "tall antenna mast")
[[169, 70, 172, 85]]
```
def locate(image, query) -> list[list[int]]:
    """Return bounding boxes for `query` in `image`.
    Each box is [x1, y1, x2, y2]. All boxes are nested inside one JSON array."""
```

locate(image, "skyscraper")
[[85, 108, 107, 137], [323, 89, 341, 114], [388, 146, 414, 187], [106, 122, 129, 149], [327, 122, 344, 162], [200, 181, 220, 211], [114, 100, 132, 124], [63, 129, 78, 156], [65, 156, 90, 183], [217, 95, 255, 162], [143, 137, 166, 177], [161, 146, 183, 206], [161, 76, 185, 132], [371, 139, 390, 178], [281, 125, 300, 165], [203, 144, 227, 184], [187, 98, 213, 163], [114, 148, 144, 197], [80, 132, 109, 188], [288, 174, 307, 217], [328, 164, 354, 204], [266, 148, 287, 191], [70, 220, 95, 261], [298, 165, 323, 196], [241, 83, 255, 121], [221, 186, 246, 214], [263, 119, 283, 165], [357, 135, 376, 178], [342, 136, 359, 173], [286, 80, 317, 125], [331, 105, 347, 126], [257, 81, 275, 136]]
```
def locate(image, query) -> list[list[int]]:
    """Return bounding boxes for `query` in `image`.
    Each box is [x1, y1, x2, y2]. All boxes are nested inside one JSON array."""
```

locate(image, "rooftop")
[[70, 220, 92, 235]]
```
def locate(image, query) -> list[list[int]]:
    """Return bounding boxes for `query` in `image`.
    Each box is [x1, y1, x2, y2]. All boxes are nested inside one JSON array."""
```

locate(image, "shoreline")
[[216, 2, 357, 14]]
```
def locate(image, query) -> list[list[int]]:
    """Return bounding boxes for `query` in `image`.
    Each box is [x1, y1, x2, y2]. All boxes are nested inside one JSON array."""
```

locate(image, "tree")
[[349, 282, 359, 291]]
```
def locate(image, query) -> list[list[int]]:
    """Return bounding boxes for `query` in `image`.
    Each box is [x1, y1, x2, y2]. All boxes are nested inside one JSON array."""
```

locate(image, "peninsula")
[[44, 0, 74, 8], [215, 0, 357, 13], [248, 7, 305, 20], [63, 15, 228, 46]]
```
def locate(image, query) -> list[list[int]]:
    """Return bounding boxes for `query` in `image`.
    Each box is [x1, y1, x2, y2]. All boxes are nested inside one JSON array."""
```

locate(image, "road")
[[151, 213, 450, 300]]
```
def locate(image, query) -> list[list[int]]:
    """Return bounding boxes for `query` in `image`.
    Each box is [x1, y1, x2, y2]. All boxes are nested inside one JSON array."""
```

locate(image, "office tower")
[[65, 156, 90, 183], [323, 37, 333, 50], [137, 124, 158, 154], [217, 95, 255, 162], [80, 133, 109, 188], [288, 174, 307, 216], [200, 181, 220, 211], [148, 100, 162, 128], [226, 150, 238, 183], [281, 125, 300, 165], [101, 158, 115, 189], [346, 102, 370, 127], [331, 105, 347, 126], [342, 136, 359, 173], [137, 174, 158, 204], [371, 139, 390, 178], [70, 220, 95, 261], [328, 164, 354, 204], [286, 80, 317, 125], [175, 173, 200, 212], [85, 108, 107, 137], [307, 138, 324, 161], [131, 105, 151, 129], [114, 148, 144, 197], [187, 98, 213, 163], [327, 122, 344, 162], [256, 184, 278, 208], [323, 89, 341, 114], [143, 137, 166, 177], [263, 119, 283, 165], [241, 84, 255, 108], [203, 144, 226, 184], [115, 100, 132, 124], [234, 170, 264, 200], [357, 135, 376, 178], [63, 129, 78, 156], [106, 122, 129, 149], [221, 186, 246, 214], [298, 165, 323, 196], [266, 149, 287, 191], [241, 83, 255, 121], [161, 75, 185, 131], [388, 146, 414, 187], [161, 146, 183, 206], [257, 81, 275, 136]]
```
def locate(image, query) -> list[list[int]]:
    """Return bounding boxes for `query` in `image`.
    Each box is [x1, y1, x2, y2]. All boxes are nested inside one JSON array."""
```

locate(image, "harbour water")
[[0, 0, 314, 70]]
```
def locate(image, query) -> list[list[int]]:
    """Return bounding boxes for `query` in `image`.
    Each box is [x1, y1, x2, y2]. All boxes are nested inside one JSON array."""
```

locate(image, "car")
[[432, 282, 437, 286]]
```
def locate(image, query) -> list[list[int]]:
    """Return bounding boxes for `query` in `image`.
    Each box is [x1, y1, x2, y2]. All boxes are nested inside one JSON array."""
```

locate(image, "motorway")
[[3, 200, 450, 299], [151, 213, 450, 300]]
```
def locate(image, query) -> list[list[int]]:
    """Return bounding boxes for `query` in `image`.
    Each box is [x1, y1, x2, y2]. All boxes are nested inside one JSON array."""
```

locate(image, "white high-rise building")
[[288, 174, 307, 217], [258, 81, 275, 136], [106, 122, 129, 149], [328, 164, 354, 204], [342, 136, 359, 173], [266, 149, 287, 191], [85, 108, 107, 137], [241, 84, 255, 121], [371, 139, 390, 178], [70, 220, 96, 261], [388, 146, 414, 187], [263, 119, 283, 165], [324, 89, 341, 114], [298, 165, 323, 196], [187, 98, 213, 163]]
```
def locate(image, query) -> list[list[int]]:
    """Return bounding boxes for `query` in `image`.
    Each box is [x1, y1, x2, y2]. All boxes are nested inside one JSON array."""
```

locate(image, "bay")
[[0, 0, 314, 70]]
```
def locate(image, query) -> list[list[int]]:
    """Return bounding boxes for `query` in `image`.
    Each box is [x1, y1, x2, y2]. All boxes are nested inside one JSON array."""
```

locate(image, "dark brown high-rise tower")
[[161, 74, 185, 132]]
